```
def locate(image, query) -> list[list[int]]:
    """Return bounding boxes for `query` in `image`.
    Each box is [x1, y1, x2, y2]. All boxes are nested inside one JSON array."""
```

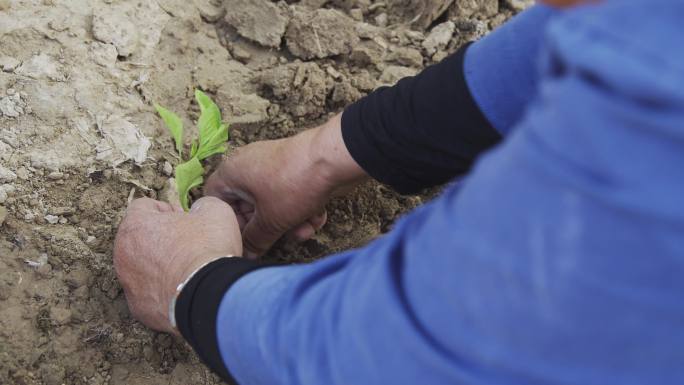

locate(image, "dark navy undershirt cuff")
[[341, 43, 500, 194], [175, 257, 275, 384]]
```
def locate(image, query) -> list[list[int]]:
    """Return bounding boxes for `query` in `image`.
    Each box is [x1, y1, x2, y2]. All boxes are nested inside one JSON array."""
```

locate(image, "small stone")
[[195, 0, 225, 22], [51, 206, 75, 216], [374, 12, 388, 27], [15, 167, 29, 180], [0, 0, 10, 11], [388, 47, 424, 67], [162, 161, 173, 177], [44, 214, 59, 224], [47, 171, 64, 180], [0, 56, 20, 72], [422, 21, 455, 55], [349, 8, 364, 21], [58, 217, 67, 224], [0, 206, 7, 226], [230, 45, 252, 64], [0, 190, 6, 204], [504, 0, 535, 11], [24, 212, 35, 222], [0, 165, 17, 183], [379, 65, 418, 86]]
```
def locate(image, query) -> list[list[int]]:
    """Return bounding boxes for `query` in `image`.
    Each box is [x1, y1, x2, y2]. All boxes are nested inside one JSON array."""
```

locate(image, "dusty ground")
[[0, 0, 526, 383]]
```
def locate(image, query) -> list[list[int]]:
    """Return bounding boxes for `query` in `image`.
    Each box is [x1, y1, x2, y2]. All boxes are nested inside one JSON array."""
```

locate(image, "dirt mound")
[[0, 0, 519, 383]]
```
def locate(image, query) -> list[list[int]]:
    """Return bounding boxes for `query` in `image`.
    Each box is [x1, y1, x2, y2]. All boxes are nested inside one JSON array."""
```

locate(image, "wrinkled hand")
[[113, 197, 242, 334], [205, 114, 367, 257]]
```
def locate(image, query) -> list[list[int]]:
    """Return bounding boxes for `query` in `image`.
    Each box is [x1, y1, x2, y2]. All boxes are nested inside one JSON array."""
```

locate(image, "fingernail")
[[190, 202, 202, 213]]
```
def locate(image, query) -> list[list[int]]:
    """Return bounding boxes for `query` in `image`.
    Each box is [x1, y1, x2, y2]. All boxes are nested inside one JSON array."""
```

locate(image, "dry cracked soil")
[[0, 0, 527, 383]]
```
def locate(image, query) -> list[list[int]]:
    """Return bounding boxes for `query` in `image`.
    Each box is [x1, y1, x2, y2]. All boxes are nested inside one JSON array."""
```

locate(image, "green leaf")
[[195, 124, 229, 160], [175, 157, 204, 211], [195, 90, 222, 150], [155, 104, 184, 157], [190, 139, 199, 159]]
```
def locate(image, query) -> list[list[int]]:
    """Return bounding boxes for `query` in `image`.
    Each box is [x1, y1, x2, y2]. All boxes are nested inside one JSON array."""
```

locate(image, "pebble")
[[0, 165, 17, 183], [0, 56, 20, 72], [47, 171, 64, 180], [230, 45, 252, 64], [162, 161, 173, 177], [422, 21, 455, 56], [44, 214, 59, 224], [0, 206, 7, 226], [349, 8, 364, 21]]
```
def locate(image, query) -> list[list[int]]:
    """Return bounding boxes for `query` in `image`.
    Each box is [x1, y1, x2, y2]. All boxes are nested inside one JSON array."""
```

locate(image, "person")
[[114, 0, 684, 384]]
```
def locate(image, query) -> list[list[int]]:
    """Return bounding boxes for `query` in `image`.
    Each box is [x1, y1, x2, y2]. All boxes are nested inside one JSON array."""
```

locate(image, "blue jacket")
[[217, 2, 684, 384]]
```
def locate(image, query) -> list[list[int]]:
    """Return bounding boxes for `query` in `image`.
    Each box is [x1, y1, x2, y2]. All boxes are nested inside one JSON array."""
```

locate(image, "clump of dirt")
[[0, 0, 521, 383]]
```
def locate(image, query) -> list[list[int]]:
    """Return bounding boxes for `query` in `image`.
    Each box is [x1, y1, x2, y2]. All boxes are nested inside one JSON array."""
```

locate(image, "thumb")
[[190, 196, 235, 220], [242, 211, 283, 258]]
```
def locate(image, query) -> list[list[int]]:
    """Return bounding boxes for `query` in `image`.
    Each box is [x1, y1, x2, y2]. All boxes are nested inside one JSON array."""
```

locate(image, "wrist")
[[306, 113, 368, 194]]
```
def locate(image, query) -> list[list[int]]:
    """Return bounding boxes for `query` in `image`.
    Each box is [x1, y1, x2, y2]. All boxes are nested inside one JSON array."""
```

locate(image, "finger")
[[242, 212, 283, 258], [127, 198, 173, 214], [190, 196, 236, 220], [289, 222, 316, 242], [308, 210, 327, 231]]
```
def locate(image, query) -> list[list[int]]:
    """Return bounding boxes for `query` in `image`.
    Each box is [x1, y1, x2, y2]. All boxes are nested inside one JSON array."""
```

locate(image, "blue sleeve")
[[464, 4, 559, 135], [217, 1, 684, 385]]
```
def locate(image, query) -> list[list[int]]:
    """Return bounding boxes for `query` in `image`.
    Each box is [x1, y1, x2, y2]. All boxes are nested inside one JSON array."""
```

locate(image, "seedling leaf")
[[195, 90, 222, 149], [155, 90, 230, 211], [155, 104, 184, 157], [175, 157, 204, 211], [196, 124, 229, 160]]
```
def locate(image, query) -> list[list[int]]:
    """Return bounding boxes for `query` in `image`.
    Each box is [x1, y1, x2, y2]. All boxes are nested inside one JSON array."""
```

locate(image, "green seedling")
[[155, 90, 229, 211]]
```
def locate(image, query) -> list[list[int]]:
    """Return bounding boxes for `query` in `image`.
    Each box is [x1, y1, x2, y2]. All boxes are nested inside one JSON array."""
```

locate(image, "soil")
[[0, 0, 525, 383]]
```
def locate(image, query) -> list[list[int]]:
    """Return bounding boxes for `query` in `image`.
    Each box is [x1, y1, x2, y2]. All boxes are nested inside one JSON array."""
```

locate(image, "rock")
[[0, 206, 7, 226], [194, 0, 225, 22], [89, 42, 118, 67], [422, 21, 455, 55], [350, 40, 386, 66], [388, 47, 424, 67], [224, 0, 288, 48], [331, 81, 362, 107], [449, 0, 498, 18], [349, 8, 364, 21], [379, 65, 418, 86], [0, 190, 6, 205], [65, 269, 91, 289], [388, 0, 454, 30], [0, 56, 20, 72], [17, 53, 64, 81], [0, 0, 10, 11], [95, 116, 151, 167], [257, 62, 332, 117], [285, 9, 360, 60], [0, 93, 26, 118], [44, 215, 59, 224], [162, 161, 173, 177], [92, 9, 139, 57], [0, 165, 17, 183], [216, 89, 271, 125], [374, 12, 388, 27], [230, 44, 252, 63], [504, 0, 535, 11]]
